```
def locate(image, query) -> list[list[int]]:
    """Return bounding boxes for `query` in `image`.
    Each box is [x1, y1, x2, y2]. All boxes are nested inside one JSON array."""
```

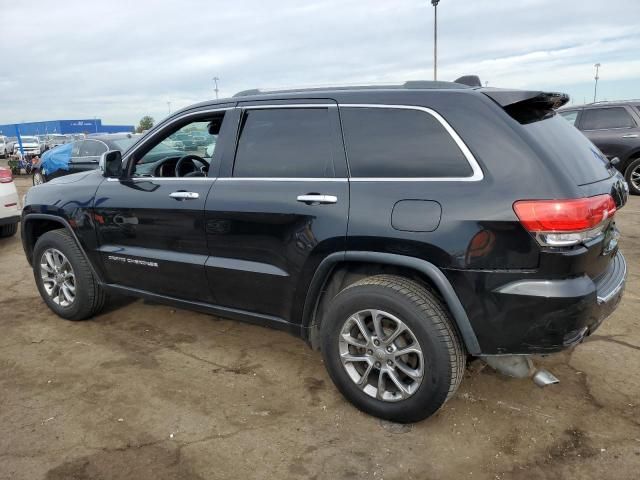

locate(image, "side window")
[[233, 108, 335, 178], [341, 107, 473, 178], [580, 107, 636, 130], [559, 110, 579, 126], [79, 140, 105, 157], [94, 142, 108, 156], [133, 117, 222, 177]]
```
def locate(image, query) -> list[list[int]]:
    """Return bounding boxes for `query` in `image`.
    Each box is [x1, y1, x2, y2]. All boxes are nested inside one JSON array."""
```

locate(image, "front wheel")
[[33, 229, 105, 320], [320, 274, 466, 423], [625, 158, 640, 195]]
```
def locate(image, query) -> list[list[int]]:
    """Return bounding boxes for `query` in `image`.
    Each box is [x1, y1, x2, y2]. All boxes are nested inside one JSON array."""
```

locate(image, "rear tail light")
[[513, 194, 616, 247], [0, 168, 12, 184]]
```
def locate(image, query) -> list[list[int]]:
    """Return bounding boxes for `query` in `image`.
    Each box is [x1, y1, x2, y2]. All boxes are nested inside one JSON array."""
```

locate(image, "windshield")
[[51, 135, 66, 142], [22, 136, 38, 143], [522, 113, 612, 186]]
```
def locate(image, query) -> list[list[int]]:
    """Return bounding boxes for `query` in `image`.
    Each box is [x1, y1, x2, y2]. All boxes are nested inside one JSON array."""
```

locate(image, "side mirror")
[[100, 150, 123, 177]]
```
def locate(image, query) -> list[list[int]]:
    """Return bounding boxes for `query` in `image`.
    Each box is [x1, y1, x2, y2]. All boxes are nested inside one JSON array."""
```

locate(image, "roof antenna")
[[454, 75, 482, 87]]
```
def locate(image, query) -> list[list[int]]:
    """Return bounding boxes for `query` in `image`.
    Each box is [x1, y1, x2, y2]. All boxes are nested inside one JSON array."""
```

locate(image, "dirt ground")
[[1, 173, 639, 480]]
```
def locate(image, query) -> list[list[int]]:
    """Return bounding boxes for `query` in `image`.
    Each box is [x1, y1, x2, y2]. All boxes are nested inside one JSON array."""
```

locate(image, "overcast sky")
[[2, 0, 639, 126]]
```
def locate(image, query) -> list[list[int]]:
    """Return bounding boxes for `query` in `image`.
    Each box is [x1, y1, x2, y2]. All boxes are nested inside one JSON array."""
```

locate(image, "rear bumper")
[[0, 215, 20, 226], [451, 251, 627, 354]]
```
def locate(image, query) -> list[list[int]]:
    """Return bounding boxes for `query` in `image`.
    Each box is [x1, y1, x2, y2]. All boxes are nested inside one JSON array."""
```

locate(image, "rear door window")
[[559, 110, 579, 126], [524, 114, 611, 185], [340, 107, 473, 178], [233, 108, 335, 178], [580, 107, 636, 130]]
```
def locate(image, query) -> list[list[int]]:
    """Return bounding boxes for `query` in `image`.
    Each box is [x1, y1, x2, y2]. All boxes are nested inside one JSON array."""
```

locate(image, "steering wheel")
[[175, 154, 208, 177]]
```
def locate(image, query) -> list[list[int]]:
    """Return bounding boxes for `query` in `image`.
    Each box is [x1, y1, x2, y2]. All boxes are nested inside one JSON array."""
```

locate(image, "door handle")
[[296, 194, 337, 204], [622, 134, 638, 138], [169, 191, 199, 200]]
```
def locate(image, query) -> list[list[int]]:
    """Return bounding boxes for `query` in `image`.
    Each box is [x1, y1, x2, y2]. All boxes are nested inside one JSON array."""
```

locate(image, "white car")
[[11, 136, 40, 156], [0, 136, 7, 158], [0, 167, 20, 237]]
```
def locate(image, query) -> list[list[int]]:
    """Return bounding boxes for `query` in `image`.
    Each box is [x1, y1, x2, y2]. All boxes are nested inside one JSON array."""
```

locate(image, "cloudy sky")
[[2, 0, 639, 127]]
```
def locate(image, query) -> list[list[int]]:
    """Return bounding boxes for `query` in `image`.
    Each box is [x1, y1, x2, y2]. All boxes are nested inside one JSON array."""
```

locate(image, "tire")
[[33, 229, 105, 320], [0, 222, 18, 237], [33, 170, 45, 185], [320, 274, 466, 423], [624, 157, 640, 195]]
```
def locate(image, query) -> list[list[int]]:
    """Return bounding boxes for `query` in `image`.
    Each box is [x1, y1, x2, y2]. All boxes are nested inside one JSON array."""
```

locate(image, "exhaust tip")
[[532, 369, 559, 387]]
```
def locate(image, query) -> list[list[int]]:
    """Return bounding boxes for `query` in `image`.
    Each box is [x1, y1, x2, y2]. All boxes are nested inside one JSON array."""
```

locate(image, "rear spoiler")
[[481, 88, 569, 110]]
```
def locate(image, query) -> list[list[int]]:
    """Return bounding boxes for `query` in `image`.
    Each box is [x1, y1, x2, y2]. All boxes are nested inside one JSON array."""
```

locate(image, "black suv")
[[21, 82, 628, 422], [559, 101, 640, 194]]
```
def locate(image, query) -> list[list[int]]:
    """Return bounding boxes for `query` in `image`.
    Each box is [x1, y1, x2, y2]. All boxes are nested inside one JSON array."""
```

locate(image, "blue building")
[[0, 119, 134, 136]]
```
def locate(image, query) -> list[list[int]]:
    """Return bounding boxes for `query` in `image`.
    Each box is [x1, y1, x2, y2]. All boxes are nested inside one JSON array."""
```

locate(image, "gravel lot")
[[1, 173, 639, 480]]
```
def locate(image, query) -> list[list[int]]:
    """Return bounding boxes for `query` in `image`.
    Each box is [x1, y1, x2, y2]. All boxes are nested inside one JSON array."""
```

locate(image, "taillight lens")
[[513, 195, 616, 247], [0, 168, 12, 184]]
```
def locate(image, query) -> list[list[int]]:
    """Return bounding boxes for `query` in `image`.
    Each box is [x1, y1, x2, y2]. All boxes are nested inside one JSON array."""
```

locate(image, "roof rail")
[[588, 99, 640, 105], [232, 80, 469, 98]]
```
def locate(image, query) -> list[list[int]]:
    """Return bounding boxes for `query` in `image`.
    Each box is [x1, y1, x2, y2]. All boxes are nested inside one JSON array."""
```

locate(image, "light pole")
[[167, 101, 172, 114], [593, 63, 601, 103], [213, 77, 220, 99], [431, 0, 440, 81]]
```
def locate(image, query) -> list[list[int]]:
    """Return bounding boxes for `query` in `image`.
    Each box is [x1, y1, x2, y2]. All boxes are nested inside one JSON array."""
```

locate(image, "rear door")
[[204, 102, 349, 322], [578, 106, 640, 161]]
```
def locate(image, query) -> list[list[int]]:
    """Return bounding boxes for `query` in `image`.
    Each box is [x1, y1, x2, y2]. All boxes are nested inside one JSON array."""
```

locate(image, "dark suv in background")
[[559, 101, 640, 194], [21, 82, 627, 422]]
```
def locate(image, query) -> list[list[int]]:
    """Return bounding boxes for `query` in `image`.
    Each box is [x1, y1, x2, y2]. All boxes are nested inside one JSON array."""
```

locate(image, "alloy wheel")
[[40, 248, 76, 307], [338, 309, 424, 402], [630, 164, 640, 191]]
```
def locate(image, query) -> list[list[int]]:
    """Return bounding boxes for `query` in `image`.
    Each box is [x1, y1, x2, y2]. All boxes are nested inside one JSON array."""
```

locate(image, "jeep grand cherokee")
[[21, 81, 627, 422]]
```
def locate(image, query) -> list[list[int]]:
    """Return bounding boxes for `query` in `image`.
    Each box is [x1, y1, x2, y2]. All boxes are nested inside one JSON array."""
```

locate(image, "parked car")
[[21, 81, 628, 423], [174, 133, 197, 151], [559, 101, 640, 194], [0, 136, 7, 158], [11, 136, 41, 156], [45, 134, 68, 150], [32, 134, 141, 185], [5, 137, 17, 155], [0, 166, 20, 237]]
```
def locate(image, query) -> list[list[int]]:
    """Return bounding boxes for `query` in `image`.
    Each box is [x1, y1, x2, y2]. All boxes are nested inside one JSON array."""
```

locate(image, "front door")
[[93, 109, 230, 302], [204, 103, 349, 322]]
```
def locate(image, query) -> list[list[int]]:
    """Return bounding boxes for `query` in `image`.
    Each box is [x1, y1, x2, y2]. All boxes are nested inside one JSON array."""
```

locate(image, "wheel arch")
[[21, 214, 101, 284], [301, 251, 481, 355]]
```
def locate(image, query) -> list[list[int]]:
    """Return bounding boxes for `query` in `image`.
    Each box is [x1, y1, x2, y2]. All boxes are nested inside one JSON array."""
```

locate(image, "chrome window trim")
[[218, 177, 347, 182], [338, 103, 484, 182], [240, 103, 335, 109]]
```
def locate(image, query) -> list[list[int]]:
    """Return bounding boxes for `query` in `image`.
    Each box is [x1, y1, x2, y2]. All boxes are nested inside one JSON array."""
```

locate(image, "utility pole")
[[431, 0, 440, 81], [213, 76, 220, 99], [167, 101, 172, 114], [593, 63, 601, 102]]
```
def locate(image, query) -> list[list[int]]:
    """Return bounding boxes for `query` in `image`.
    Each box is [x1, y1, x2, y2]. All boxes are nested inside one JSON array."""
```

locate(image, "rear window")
[[523, 114, 611, 186], [340, 107, 473, 178], [580, 107, 636, 130]]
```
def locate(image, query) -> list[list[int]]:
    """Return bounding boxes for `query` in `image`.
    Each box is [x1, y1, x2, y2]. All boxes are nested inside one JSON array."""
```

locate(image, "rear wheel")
[[320, 274, 466, 423], [33, 229, 105, 320], [625, 158, 640, 195], [0, 222, 18, 237]]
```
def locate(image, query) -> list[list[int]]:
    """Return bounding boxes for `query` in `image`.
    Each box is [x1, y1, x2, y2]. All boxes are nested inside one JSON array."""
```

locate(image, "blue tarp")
[[41, 143, 73, 175]]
